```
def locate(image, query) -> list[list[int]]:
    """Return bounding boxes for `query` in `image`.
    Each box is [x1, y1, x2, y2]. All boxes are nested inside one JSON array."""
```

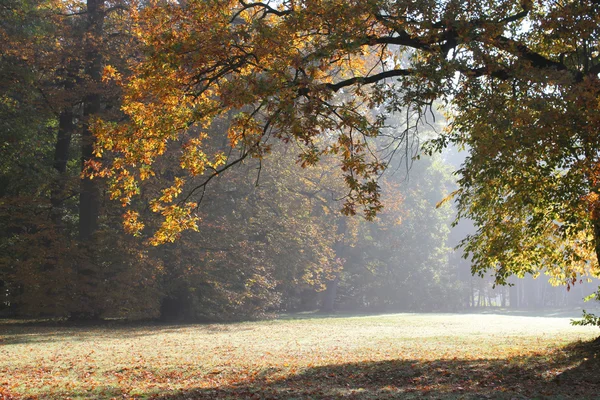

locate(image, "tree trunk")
[[321, 275, 339, 313], [509, 284, 518, 308], [540, 282, 546, 307], [51, 110, 74, 226], [79, 0, 104, 241], [69, 0, 104, 322], [526, 277, 539, 308], [320, 218, 347, 313], [593, 216, 600, 279]]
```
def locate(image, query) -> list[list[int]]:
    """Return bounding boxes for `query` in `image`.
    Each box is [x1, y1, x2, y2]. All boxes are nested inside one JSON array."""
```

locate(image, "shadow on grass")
[[150, 340, 598, 399], [0, 319, 257, 345], [556, 336, 600, 385], [147, 344, 599, 399]]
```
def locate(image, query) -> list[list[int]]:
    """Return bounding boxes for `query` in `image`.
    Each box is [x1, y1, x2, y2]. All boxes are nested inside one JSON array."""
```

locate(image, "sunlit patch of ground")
[[1, 312, 599, 399]]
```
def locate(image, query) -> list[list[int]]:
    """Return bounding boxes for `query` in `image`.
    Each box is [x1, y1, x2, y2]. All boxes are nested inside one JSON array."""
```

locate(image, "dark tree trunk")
[[54, 111, 74, 175], [593, 216, 600, 277], [79, 128, 100, 240], [69, 0, 105, 322], [79, 0, 104, 241], [51, 110, 74, 225]]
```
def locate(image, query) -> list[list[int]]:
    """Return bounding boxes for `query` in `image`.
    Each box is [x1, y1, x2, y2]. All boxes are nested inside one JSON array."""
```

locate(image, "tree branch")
[[297, 69, 414, 97], [232, 0, 292, 22], [493, 36, 568, 72]]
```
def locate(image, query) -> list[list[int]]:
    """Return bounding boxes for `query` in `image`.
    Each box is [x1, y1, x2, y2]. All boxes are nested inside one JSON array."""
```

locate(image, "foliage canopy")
[[96, 0, 600, 289]]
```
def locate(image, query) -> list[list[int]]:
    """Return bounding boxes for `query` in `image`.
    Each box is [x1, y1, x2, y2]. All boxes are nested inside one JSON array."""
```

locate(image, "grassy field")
[[1, 311, 599, 399]]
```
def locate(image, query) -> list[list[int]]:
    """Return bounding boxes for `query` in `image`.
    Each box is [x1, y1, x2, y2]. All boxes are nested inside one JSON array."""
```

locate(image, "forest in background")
[[2, 0, 600, 322]]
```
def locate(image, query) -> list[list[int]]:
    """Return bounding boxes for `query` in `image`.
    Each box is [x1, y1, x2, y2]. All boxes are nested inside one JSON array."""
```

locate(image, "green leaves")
[[572, 290, 600, 329]]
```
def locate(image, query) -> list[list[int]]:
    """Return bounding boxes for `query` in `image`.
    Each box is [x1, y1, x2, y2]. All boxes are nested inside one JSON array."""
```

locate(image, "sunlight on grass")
[[1, 312, 598, 399]]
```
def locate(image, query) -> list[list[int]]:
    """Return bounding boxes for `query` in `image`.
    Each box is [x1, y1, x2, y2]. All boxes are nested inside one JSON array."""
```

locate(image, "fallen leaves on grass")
[[0, 314, 598, 399]]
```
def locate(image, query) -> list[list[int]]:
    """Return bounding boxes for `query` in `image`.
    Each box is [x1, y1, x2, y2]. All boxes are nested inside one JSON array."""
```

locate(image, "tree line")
[[1, 0, 599, 323]]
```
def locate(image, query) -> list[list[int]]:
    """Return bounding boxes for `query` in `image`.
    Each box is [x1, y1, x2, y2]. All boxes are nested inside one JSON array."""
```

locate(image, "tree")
[[0, 0, 165, 320], [444, 1, 600, 286], [94, 0, 600, 297]]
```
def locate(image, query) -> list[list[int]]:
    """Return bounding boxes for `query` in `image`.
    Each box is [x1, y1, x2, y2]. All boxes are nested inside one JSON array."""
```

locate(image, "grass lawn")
[[1, 311, 599, 399]]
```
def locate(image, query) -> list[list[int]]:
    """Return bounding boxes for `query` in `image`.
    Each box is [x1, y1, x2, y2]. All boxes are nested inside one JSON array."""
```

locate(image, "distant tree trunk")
[[321, 275, 339, 313], [509, 284, 518, 308], [320, 218, 347, 313], [540, 282, 546, 307], [54, 111, 74, 175], [463, 281, 473, 308], [501, 286, 506, 307], [525, 278, 538, 308]]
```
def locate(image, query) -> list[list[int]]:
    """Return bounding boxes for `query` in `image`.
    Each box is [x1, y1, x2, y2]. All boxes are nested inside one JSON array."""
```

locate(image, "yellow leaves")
[[227, 126, 241, 148], [102, 65, 121, 83], [158, 178, 185, 204], [180, 138, 211, 176], [148, 203, 199, 246], [213, 152, 227, 169], [94, 0, 430, 240], [141, 179, 201, 245], [123, 210, 145, 236], [582, 191, 599, 208], [139, 165, 154, 181], [436, 190, 459, 209]]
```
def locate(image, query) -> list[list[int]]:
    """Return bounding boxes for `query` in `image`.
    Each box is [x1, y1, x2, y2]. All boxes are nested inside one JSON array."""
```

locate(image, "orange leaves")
[[180, 138, 209, 176], [123, 210, 144, 236], [94, 0, 454, 240], [137, 177, 202, 245], [102, 65, 121, 84], [227, 112, 264, 149], [148, 202, 199, 246], [81, 159, 103, 180], [158, 177, 185, 204]]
